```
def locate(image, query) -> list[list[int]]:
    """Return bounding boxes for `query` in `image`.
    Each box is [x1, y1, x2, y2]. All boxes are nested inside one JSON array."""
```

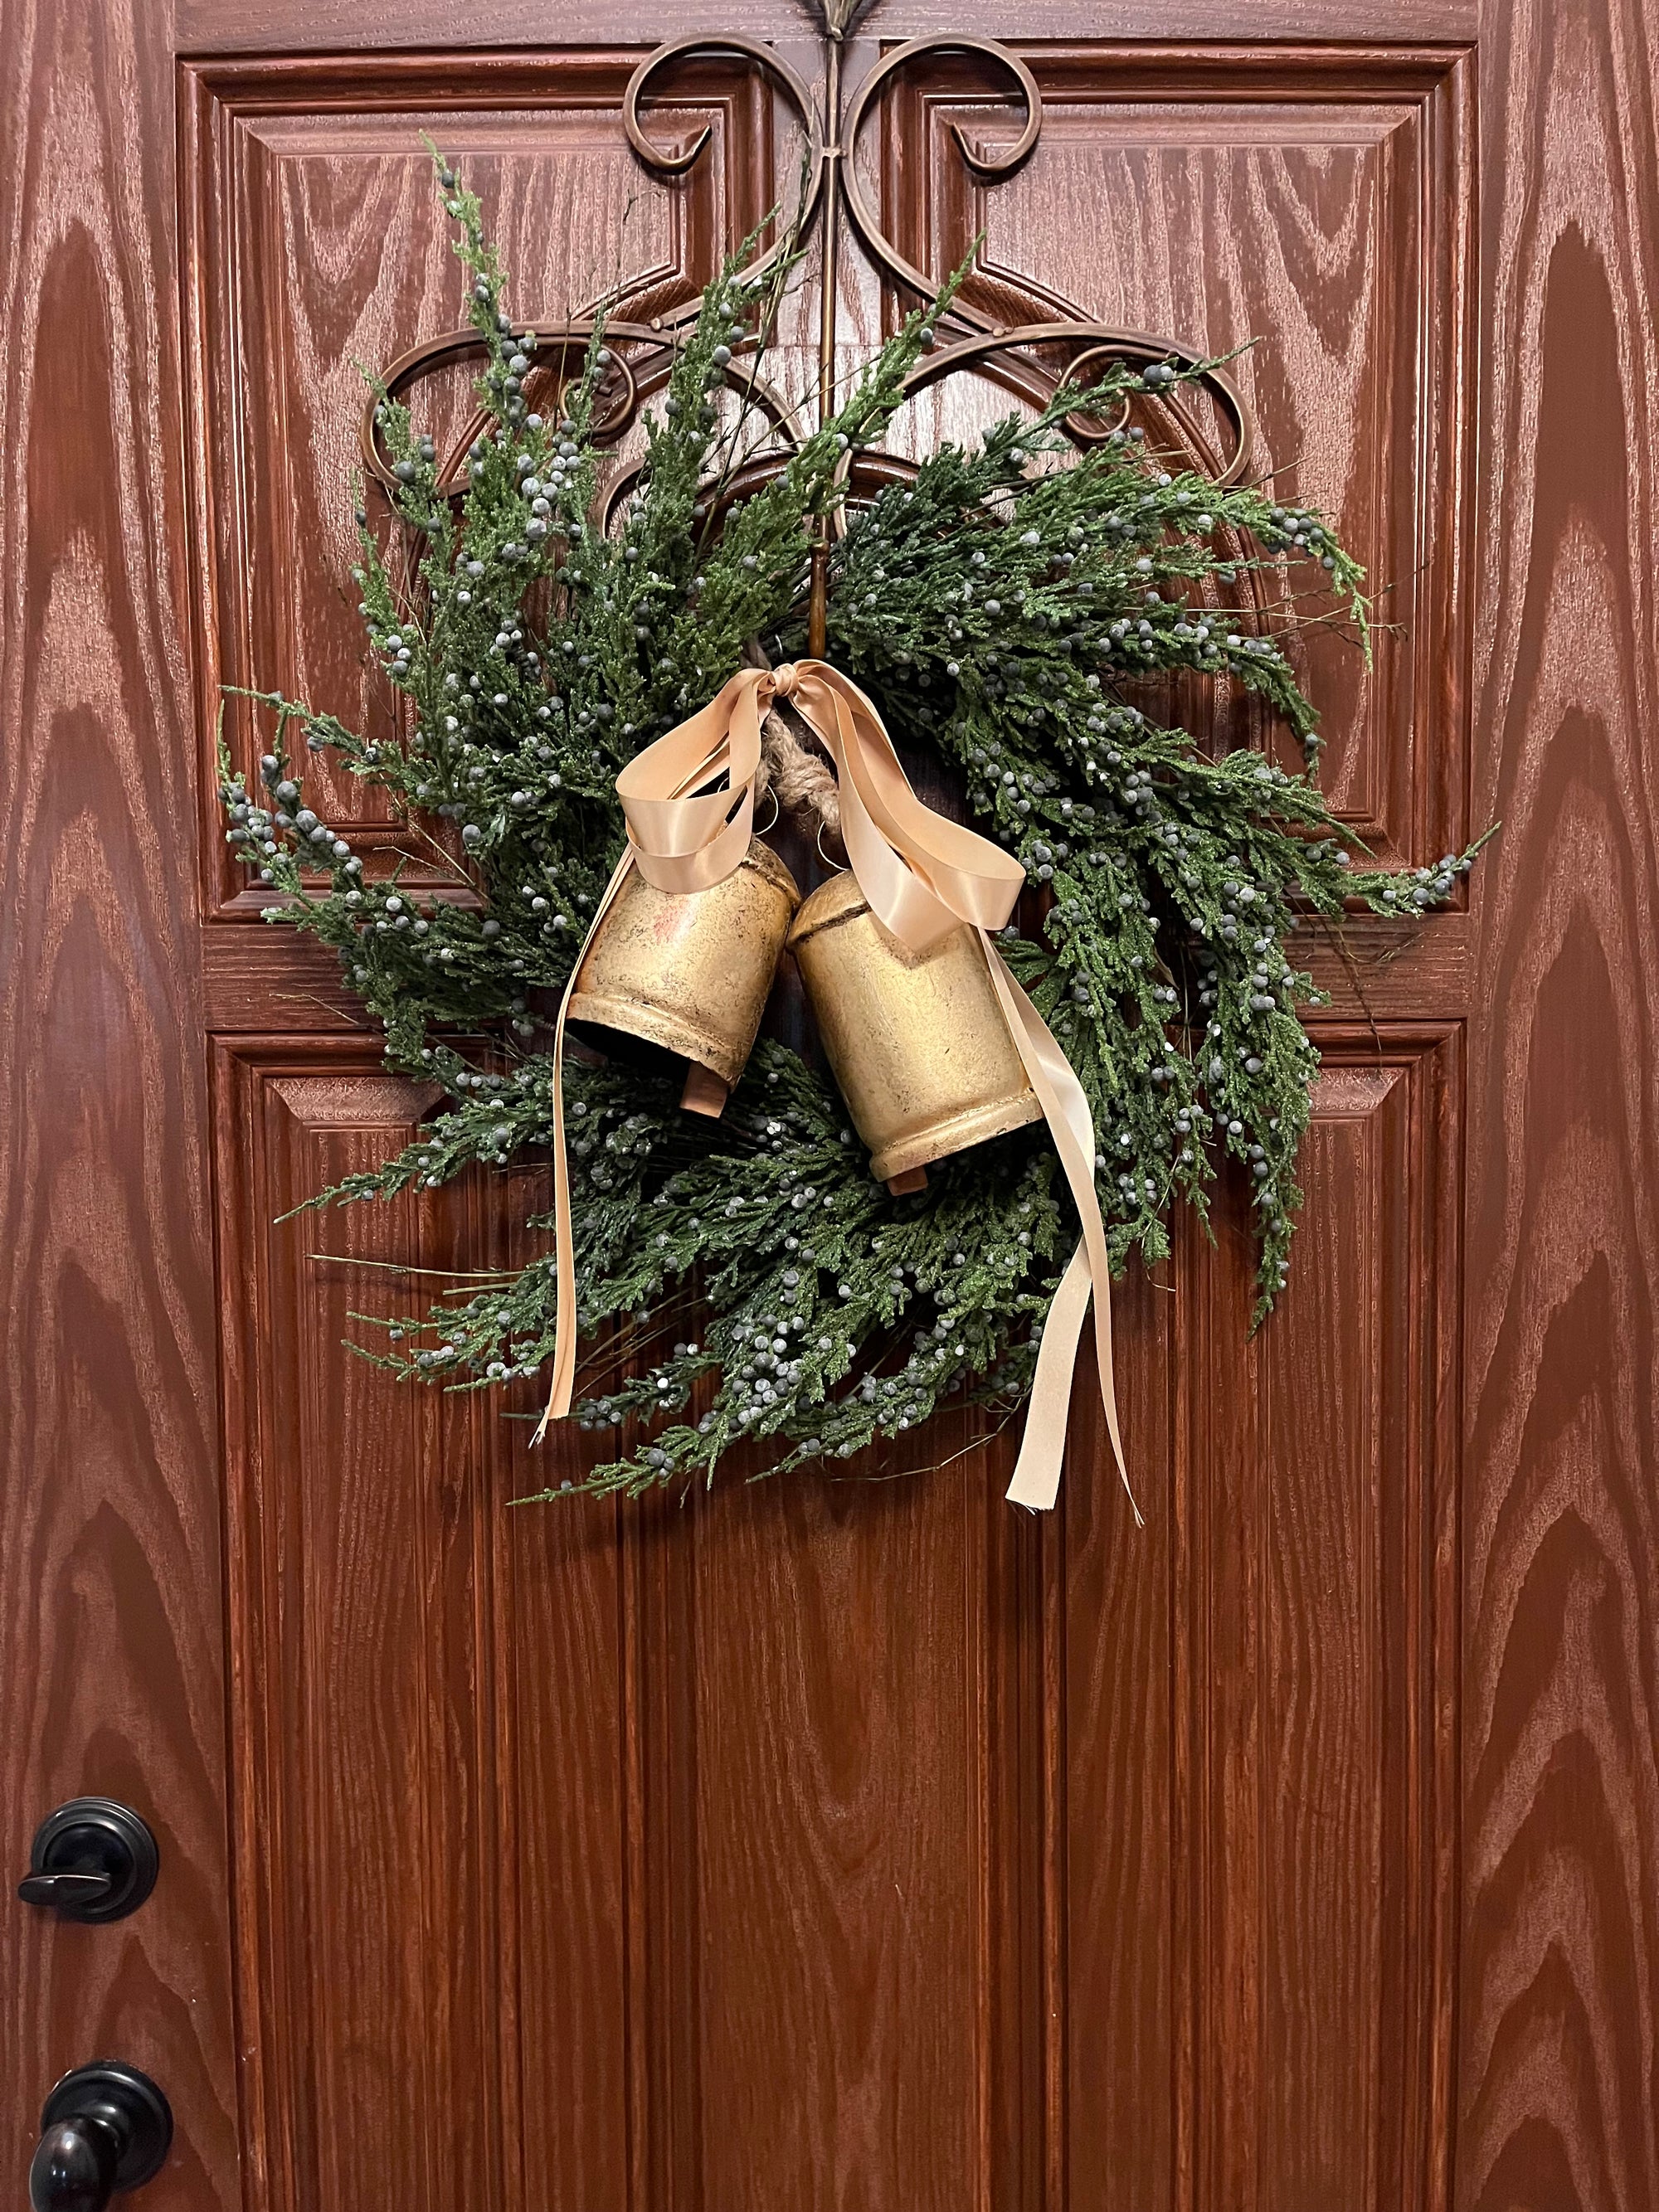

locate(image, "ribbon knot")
[[536, 659, 1134, 1520]]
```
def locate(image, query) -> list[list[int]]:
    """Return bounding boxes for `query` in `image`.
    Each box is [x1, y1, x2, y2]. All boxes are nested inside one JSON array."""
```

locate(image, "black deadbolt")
[[30, 2062, 172, 2210], [18, 1801, 158, 1923]]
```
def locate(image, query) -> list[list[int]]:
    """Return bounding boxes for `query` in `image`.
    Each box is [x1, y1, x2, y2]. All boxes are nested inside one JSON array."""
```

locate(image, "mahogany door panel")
[[871, 46, 1475, 874], [2, 5, 1654, 2212], [206, 1053, 1445, 2212], [183, 55, 780, 914], [208, 1036, 1457, 2212]]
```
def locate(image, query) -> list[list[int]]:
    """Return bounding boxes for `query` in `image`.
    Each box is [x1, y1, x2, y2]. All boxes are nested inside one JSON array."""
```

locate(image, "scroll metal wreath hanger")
[[361, 20, 1258, 653]]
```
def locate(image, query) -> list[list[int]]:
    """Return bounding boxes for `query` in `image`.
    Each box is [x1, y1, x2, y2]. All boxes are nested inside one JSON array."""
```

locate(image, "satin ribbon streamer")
[[538, 660, 1134, 1519]]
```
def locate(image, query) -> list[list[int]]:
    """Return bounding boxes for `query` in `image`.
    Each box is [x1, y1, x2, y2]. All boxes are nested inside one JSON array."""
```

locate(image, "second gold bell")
[[567, 839, 799, 1116], [786, 872, 1042, 1193]]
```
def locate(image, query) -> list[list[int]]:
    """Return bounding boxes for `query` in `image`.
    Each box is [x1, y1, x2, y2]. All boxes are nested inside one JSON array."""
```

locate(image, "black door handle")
[[17, 1801, 158, 1923], [31, 2116, 118, 2212], [29, 2064, 172, 2211]]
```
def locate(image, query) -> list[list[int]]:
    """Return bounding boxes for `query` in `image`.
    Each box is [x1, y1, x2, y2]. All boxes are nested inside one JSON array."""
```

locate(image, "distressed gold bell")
[[568, 838, 799, 1116], [787, 870, 1044, 1192]]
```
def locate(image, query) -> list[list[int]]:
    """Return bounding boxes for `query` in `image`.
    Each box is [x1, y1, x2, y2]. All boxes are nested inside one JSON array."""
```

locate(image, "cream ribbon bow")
[[538, 659, 1133, 1519]]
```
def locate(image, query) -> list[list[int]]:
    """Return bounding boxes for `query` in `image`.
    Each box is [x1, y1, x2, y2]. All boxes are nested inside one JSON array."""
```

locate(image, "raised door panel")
[[211, 1035, 1060, 2211], [182, 56, 775, 916], [211, 1033, 1460, 2212], [212, 1039, 630, 2212], [869, 44, 1475, 875], [1063, 1034, 1460, 2212]]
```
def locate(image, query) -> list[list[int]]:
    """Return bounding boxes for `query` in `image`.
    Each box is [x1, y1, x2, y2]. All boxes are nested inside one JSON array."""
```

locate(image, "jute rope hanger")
[[756, 707, 842, 842]]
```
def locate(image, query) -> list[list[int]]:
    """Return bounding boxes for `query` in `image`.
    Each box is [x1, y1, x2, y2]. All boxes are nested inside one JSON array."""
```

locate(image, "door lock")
[[17, 1801, 159, 1923]]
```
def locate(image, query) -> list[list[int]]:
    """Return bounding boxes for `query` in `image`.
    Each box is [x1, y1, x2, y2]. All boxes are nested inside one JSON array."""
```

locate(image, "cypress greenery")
[[219, 155, 1480, 1500]]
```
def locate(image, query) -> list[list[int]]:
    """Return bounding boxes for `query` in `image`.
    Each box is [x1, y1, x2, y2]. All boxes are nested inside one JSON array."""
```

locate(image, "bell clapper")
[[886, 1165, 928, 1196], [679, 1062, 730, 1119]]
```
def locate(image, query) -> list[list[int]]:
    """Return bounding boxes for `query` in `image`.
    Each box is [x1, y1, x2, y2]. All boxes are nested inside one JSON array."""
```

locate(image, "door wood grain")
[[1, 5, 1652, 2210], [0, 1, 239, 2205], [1461, 4, 1659, 2210]]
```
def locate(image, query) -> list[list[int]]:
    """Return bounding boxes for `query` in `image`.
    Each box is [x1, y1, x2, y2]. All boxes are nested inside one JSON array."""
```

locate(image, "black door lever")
[[17, 1870, 115, 1911]]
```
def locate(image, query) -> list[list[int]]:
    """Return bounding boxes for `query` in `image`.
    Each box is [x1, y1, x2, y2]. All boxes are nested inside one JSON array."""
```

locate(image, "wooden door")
[[3, 2, 1655, 2209]]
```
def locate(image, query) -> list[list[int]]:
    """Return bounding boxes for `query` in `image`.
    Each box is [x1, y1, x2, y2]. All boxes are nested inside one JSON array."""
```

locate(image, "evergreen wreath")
[[219, 157, 1481, 1500]]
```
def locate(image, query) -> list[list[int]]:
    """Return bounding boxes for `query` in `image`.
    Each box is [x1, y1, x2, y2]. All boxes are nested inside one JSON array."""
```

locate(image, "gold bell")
[[786, 870, 1044, 1192], [568, 837, 800, 1116]]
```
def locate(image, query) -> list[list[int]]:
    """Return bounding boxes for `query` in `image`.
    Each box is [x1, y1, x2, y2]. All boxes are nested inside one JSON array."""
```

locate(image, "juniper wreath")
[[219, 158, 1481, 1501]]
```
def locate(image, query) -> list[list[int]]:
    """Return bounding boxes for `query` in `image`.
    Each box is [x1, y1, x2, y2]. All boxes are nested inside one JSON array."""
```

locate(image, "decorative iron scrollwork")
[[362, 321, 804, 510], [838, 36, 1044, 323], [623, 34, 826, 304], [362, 28, 1258, 595]]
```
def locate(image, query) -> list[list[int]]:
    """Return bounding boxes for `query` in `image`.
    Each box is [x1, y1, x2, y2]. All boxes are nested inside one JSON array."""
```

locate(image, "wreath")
[[219, 157, 1479, 1501]]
